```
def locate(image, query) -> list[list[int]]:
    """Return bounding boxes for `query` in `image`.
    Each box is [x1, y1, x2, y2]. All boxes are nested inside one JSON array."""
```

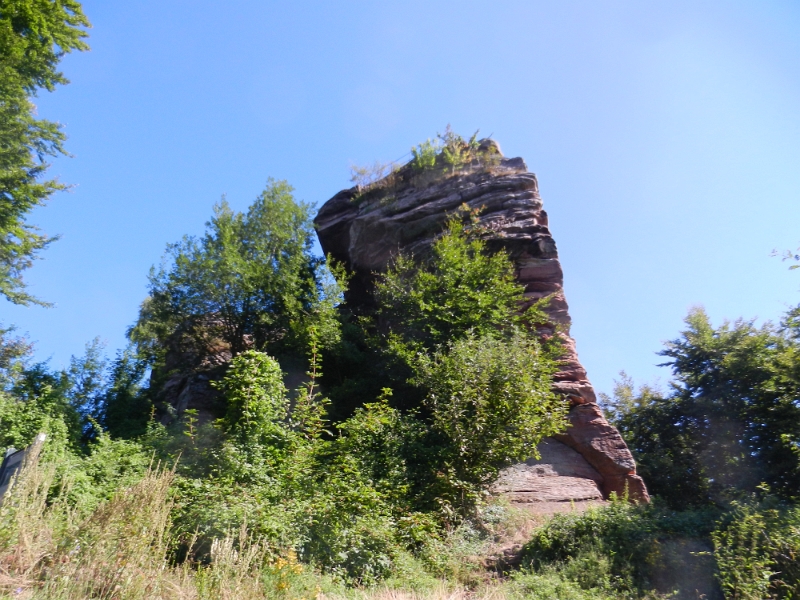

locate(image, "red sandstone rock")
[[314, 145, 649, 503]]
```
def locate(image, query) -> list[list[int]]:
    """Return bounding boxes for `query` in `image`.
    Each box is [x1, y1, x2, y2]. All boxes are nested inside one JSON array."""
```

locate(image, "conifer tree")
[[0, 0, 90, 305]]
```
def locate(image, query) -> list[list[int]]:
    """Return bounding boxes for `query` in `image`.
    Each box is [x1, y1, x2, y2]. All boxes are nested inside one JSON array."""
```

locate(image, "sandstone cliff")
[[314, 143, 649, 503]]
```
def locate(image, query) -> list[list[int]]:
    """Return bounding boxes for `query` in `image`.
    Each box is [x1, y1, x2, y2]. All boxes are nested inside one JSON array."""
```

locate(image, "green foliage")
[[132, 179, 343, 366], [712, 498, 800, 600], [375, 218, 547, 351], [64, 337, 108, 439], [410, 138, 440, 171], [602, 374, 713, 508], [0, 324, 30, 388], [330, 391, 415, 505], [606, 307, 800, 507], [295, 458, 401, 584], [321, 216, 566, 516], [0, 0, 90, 305], [521, 499, 721, 598], [438, 125, 479, 172], [413, 332, 565, 503], [324, 213, 552, 419], [509, 566, 620, 600], [0, 361, 80, 453], [408, 125, 491, 175], [211, 350, 300, 484], [159, 349, 405, 584], [100, 346, 150, 439], [519, 474, 799, 600], [215, 351, 289, 447]]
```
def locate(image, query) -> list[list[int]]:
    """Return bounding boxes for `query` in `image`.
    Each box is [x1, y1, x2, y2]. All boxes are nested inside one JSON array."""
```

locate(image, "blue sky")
[[5, 0, 800, 397]]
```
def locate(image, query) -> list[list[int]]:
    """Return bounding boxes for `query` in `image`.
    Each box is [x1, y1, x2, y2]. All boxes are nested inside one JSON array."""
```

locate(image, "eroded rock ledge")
[[314, 147, 649, 503]]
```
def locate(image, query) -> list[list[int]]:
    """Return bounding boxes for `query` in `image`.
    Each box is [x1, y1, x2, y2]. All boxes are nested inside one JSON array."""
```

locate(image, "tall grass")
[[0, 451, 513, 600], [2, 448, 794, 599], [0, 451, 329, 600]]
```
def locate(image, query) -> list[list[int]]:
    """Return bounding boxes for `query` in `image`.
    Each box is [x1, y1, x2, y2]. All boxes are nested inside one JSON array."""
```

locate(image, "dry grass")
[[328, 582, 509, 600], [0, 452, 328, 600]]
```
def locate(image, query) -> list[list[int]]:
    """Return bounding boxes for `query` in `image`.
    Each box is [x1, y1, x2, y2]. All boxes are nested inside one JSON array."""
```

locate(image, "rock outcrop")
[[314, 144, 649, 503]]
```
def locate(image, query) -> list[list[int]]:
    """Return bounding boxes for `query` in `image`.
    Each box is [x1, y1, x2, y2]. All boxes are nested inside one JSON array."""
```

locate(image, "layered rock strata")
[[492, 438, 604, 511], [314, 146, 649, 502]]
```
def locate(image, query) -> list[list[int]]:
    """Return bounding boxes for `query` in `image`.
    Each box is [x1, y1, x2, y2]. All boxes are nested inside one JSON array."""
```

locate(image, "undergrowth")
[[1, 446, 798, 600]]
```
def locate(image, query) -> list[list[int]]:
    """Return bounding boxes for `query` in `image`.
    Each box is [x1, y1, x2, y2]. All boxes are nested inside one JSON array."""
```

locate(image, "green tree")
[[99, 347, 150, 439], [0, 0, 90, 305], [603, 375, 713, 507], [0, 324, 30, 389], [326, 217, 565, 513], [65, 337, 107, 438], [325, 216, 554, 418], [131, 179, 342, 369], [412, 332, 566, 507], [375, 218, 546, 352], [607, 307, 800, 507]]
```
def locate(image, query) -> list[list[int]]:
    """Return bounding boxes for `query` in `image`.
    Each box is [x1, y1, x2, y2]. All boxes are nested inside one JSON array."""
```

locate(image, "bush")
[[408, 126, 498, 175], [712, 499, 800, 599], [413, 332, 566, 510], [520, 499, 720, 598], [410, 138, 440, 171], [375, 218, 542, 351], [509, 559, 622, 600]]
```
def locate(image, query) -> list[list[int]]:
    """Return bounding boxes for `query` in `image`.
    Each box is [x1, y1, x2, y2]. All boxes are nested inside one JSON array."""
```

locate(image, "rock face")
[[492, 438, 604, 506], [314, 146, 649, 503]]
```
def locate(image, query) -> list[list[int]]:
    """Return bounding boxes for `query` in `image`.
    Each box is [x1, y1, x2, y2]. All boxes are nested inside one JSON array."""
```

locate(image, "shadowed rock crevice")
[[315, 144, 649, 503]]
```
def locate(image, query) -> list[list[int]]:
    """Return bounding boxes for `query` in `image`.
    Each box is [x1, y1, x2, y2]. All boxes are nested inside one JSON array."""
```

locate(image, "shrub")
[[375, 218, 549, 351], [408, 126, 487, 175], [712, 499, 800, 599], [439, 125, 479, 173], [509, 558, 621, 600], [412, 332, 566, 510], [520, 499, 720, 598], [410, 138, 440, 171]]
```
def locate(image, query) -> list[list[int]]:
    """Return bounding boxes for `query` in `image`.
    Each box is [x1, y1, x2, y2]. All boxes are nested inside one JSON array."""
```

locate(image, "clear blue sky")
[[5, 0, 800, 397]]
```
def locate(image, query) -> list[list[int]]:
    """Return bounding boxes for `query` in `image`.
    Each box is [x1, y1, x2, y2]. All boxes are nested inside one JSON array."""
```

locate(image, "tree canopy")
[[605, 307, 800, 507], [0, 0, 90, 305], [374, 218, 542, 351], [131, 179, 342, 370]]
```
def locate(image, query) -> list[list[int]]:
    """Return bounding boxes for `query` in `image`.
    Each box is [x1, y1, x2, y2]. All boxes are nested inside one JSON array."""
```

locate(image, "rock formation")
[[314, 142, 649, 504]]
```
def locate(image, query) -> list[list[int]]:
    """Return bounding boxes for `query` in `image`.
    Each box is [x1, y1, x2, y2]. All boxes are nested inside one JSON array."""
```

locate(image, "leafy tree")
[[603, 375, 713, 508], [324, 216, 554, 418], [65, 337, 107, 438], [0, 0, 90, 305], [131, 179, 342, 370], [412, 332, 566, 507], [99, 346, 150, 439], [374, 218, 541, 352], [325, 217, 565, 513], [0, 357, 81, 452], [607, 307, 800, 507], [0, 324, 30, 389]]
